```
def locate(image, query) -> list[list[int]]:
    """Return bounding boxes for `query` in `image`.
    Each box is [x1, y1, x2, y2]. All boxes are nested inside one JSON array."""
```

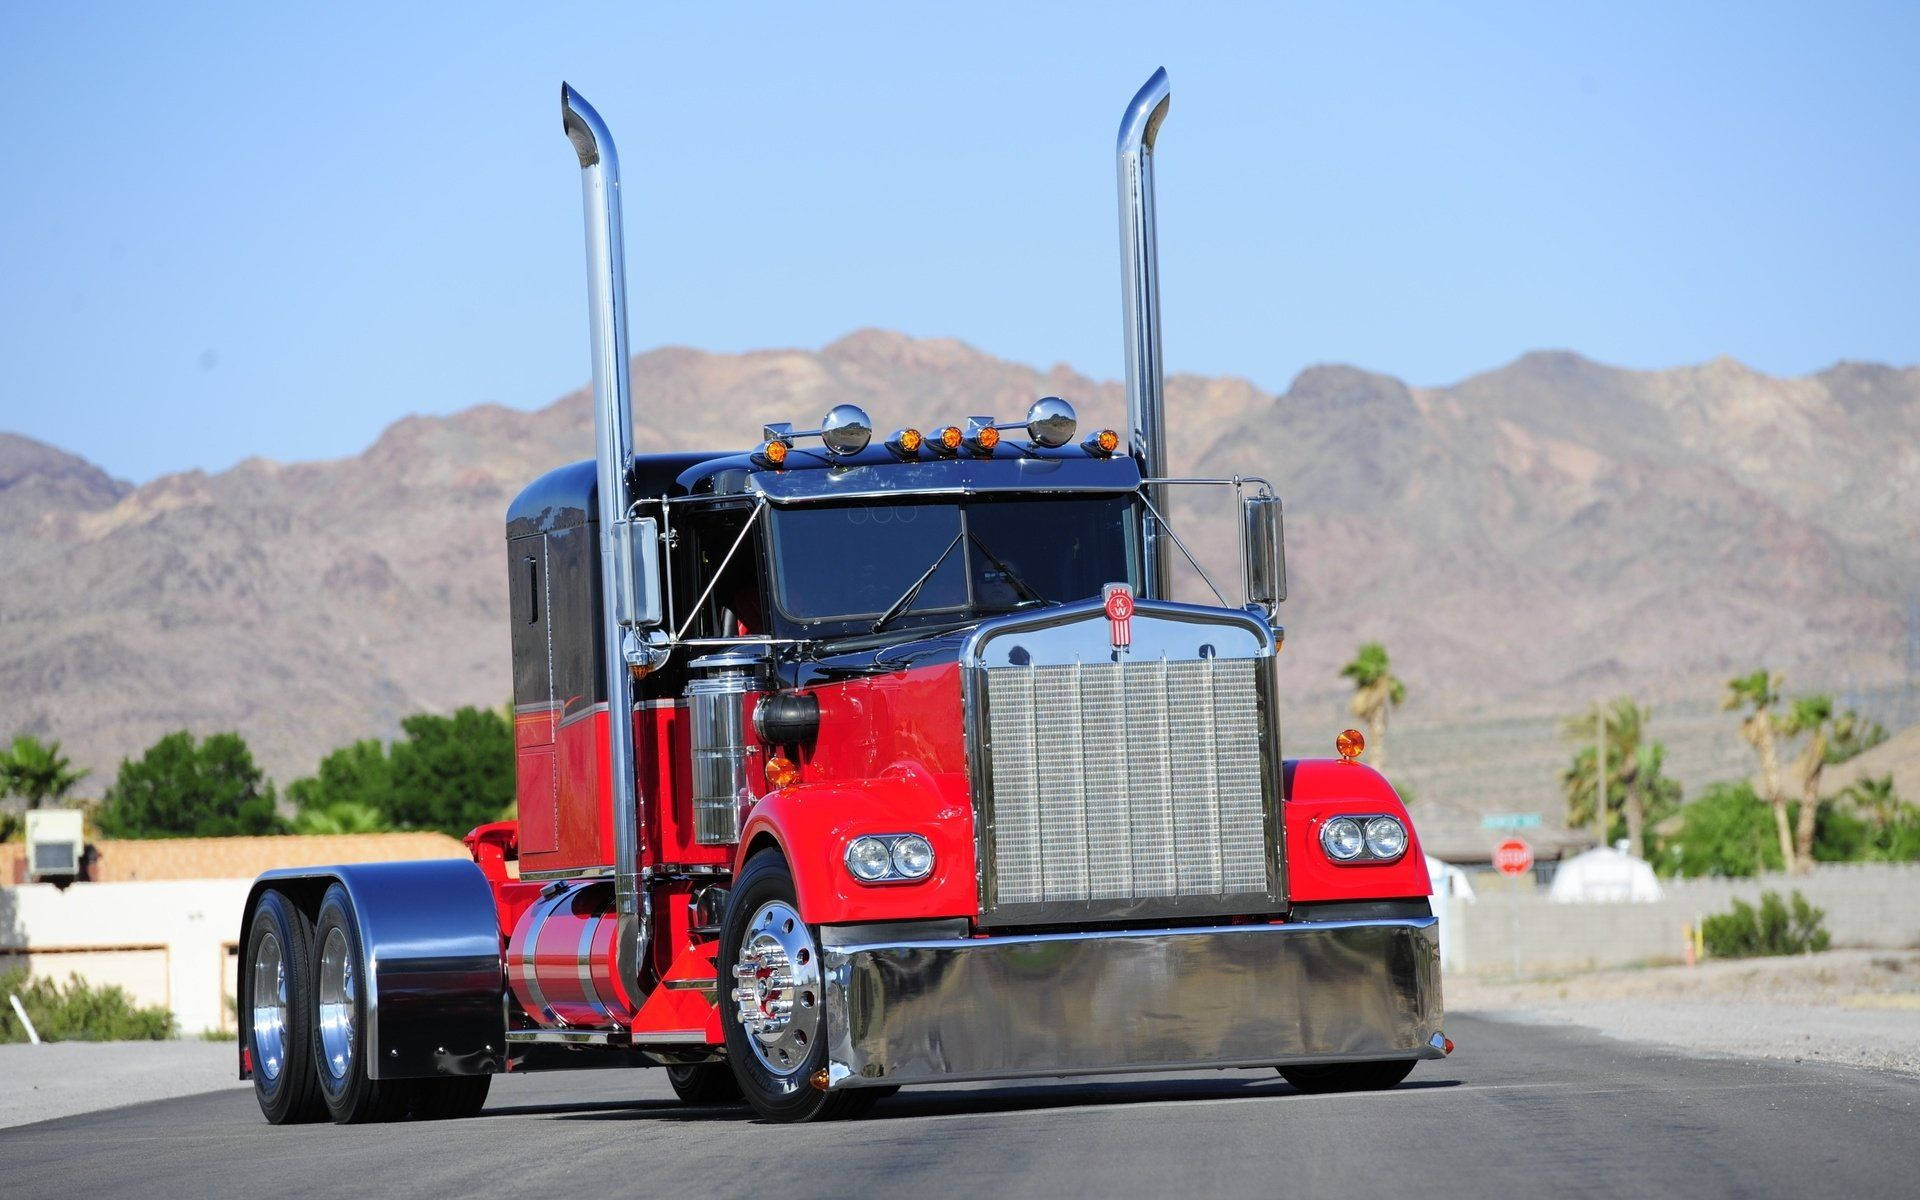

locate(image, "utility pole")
[[1594, 701, 1608, 850]]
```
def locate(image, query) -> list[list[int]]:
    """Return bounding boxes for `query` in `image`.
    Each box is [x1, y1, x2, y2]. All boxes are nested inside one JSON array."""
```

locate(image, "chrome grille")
[[983, 656, 1270, 912]]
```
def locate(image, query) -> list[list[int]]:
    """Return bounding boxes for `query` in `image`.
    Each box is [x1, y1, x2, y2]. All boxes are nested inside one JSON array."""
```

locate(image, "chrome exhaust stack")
[[560, 83, 649, 1005], [1117, 67, 1172, 599]]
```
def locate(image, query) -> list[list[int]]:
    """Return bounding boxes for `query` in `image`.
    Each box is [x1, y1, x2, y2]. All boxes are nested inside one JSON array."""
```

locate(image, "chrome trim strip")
[[577, 915, 611, 1022], [517, 866, 617, 881], [822, 917, 1442, 1089]]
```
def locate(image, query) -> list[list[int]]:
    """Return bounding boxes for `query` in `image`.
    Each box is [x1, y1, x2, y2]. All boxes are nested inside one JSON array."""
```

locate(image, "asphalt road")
[[4, 1014, 1917, 1199]]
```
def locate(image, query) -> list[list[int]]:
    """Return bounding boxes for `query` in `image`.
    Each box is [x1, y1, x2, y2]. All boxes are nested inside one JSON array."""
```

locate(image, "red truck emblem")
[[1103, 583, 1135, 649]]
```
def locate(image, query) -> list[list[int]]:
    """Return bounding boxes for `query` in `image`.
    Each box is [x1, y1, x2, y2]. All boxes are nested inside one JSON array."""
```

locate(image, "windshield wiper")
[[967, 533, 1047, 607], [870, 531, 965, 633]]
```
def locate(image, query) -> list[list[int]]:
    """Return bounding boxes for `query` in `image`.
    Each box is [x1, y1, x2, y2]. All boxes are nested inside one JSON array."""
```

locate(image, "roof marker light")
[[963, 417, 1000, 455], [1082, 428, 1120, 457], [885, 427, 924, 458], [933, 425, 964, 456]]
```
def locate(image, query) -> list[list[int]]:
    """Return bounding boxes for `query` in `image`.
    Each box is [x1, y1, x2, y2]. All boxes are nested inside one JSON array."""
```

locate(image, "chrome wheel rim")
[[730, 901, 822, 1077], [317, 926, 356, 1082], [250, 930, 288, 1084]]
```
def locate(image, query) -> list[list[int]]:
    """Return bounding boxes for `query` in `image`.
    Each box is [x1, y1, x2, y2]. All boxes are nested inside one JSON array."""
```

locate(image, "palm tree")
[[1781, 694, 1834, 875], [1843, 774, 1901, 825], [1560, 697, 1673, 857], [1724, 670, 1795, 873], [0, 734, 89, 809], [1339, 642, 1406, 771]]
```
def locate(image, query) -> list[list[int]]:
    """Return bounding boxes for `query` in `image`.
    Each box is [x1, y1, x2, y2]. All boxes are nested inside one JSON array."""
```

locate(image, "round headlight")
[[845, 836, 892, 881], [891, 835, 934, 879], [1364, 816, 1408, 860], [1320, 817, 1365, 862]]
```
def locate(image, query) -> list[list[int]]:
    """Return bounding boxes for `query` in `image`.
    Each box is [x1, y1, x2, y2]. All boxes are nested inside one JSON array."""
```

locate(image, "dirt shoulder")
[[1450, 949, 1920, 1076]]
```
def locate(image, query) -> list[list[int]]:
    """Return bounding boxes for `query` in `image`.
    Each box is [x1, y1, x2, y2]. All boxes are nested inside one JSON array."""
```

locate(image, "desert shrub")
[[0, 968, 175, 1042], [1700, 890, 1831, 959]]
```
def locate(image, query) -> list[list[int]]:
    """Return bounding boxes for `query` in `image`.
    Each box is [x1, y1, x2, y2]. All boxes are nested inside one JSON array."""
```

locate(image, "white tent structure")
[[1427, 855, 1475, 970], [1547, 844, 1663, 904]]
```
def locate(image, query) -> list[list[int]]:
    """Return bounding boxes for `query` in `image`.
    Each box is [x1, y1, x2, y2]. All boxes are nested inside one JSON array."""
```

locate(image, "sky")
[[1, 1, 1916, 484]]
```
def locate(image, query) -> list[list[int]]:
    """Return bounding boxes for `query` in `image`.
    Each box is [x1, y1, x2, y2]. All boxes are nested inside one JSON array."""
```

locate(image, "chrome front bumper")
[[820, 916, 1444, 1089]]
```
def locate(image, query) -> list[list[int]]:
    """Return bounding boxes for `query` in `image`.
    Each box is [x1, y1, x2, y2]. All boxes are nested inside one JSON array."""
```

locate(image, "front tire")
[[244, 889, 326, 1124], [719, 851, 876, 1123], [311, 884, 416, 1123], [1279, 1060, 1417, 1093]]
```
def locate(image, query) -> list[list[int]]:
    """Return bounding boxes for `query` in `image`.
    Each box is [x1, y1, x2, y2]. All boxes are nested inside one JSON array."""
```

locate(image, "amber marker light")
[[765, 754, 800, 789], [886, 427, 924, 457], [754, 438, 790, 469], [965, 424, 1001, 455], [1082, 428, 1120, 457], [1336, 729, 1365, 762], [933, 425, 964, 456]]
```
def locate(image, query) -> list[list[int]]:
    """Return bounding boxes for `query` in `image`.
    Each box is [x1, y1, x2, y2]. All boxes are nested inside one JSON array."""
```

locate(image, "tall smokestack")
[[1116, 68, 1172, 599], [560, 84, 647, 1004]]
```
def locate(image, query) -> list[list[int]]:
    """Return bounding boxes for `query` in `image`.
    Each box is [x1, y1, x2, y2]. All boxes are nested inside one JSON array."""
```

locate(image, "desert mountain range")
[[2, 330, 1915, 801]]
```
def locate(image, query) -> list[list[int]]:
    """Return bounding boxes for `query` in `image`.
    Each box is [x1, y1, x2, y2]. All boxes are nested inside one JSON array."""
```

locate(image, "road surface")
[[3, 1014, 1915, 1199]]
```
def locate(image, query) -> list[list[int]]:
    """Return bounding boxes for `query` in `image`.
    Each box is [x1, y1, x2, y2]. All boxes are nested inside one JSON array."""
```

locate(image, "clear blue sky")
[[2, 1, 1915, 483]]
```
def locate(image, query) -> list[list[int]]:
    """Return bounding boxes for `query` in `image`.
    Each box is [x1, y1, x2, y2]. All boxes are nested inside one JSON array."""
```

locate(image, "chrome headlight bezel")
[[1319, 814, 1409, 864], [844, 833, 936, 885], [1320, 817, 1366, 862], [1363, 816, 1409, 861]]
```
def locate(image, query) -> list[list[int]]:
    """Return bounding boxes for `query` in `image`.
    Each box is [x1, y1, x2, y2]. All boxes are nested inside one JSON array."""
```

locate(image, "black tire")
[[719, 851, 878, 1123], [243, 890, 327, 1125], [311, 884, 416, 1124], [666, 1063, 744, 1106], [1279, 1059, 1417, 1094], [411, 1075, 492, 1120]]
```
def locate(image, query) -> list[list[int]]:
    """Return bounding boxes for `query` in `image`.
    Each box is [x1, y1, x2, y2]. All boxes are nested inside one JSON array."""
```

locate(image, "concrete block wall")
[[1451, 862, 1920, 977]]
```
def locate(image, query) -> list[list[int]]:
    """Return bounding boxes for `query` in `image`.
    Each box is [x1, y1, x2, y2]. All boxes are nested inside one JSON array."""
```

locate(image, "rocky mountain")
[[1, 331, 1913, 793]]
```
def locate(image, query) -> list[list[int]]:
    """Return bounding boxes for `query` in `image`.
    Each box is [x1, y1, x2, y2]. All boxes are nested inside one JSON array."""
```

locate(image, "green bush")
[[0, 968, 175, 1042], [1700, 890, 1832, 959], [95, 731, 284, 839]]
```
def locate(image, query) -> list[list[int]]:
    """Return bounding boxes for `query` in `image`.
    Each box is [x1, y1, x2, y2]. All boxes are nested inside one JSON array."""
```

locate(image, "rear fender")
[[237, 859, 506, 1080], [1284, 759, 1433, 902], [736, 764, 976, 926]]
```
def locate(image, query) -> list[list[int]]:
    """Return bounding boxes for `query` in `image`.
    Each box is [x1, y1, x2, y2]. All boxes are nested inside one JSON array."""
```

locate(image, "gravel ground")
[[1450, 948, 1920, 1076], [0, 1041, 245, 1130]]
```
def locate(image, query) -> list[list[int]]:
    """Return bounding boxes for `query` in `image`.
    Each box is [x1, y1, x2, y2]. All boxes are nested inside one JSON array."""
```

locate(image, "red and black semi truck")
[[236, 70, 1445, 1125]]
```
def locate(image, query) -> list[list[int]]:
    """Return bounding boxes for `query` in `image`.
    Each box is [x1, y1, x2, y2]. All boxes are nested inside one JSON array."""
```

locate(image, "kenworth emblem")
[[1103, 582, 1135, 649]]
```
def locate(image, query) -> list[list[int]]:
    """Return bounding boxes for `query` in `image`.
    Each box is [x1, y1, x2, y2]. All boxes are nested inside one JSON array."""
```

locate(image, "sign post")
[[1492, 836, 1534, 978]]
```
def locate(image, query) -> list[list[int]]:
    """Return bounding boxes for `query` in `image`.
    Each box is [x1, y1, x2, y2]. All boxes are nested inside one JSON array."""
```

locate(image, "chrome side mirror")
[[611, 516, 664, 629], [1242, 495, 1286, 615]]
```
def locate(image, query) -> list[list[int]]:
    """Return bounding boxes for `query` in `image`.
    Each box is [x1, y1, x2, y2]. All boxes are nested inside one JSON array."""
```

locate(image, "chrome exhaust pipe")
[[1113, 66, 1167, 599], [1117, 68, 1172, 599], [560, 83, 648, 1005]]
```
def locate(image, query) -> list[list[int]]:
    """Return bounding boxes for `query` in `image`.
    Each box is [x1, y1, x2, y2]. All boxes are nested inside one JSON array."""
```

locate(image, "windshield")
[[768, 495, 1139, 639]]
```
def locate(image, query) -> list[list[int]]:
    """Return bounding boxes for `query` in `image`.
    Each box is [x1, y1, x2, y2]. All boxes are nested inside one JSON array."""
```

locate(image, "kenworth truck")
[[237, 70, 1446, 1125]]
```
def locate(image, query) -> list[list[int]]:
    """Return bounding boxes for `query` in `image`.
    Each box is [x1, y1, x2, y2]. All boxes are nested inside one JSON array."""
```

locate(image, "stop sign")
[[1493, 837, 1533, 877]]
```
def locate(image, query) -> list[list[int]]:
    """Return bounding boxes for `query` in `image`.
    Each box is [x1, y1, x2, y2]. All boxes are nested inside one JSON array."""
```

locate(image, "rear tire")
[[244, 890, 326, 1125], [311, 884, 416, 1124], [719, 851, 877, 1123], [1279, 1059, 1417, 1093], [666, 1063, 743, 1106]]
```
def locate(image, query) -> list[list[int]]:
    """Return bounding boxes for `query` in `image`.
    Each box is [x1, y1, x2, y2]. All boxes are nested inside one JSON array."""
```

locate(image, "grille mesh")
[[984, 656, 1269, 909]]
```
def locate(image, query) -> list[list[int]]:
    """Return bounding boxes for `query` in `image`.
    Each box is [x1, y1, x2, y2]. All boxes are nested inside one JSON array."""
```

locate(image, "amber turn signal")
[[765, 754, 800, 789], [1336, 729, 1365, 762]]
